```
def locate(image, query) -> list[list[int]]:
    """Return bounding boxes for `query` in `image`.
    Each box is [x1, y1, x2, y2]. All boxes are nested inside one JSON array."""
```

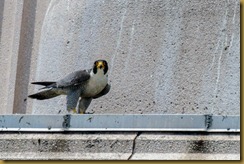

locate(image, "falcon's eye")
[[103, 61, 106, 66]]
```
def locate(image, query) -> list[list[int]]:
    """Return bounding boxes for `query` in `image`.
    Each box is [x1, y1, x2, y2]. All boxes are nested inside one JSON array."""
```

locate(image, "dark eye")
[[103, 61, 106, 66]]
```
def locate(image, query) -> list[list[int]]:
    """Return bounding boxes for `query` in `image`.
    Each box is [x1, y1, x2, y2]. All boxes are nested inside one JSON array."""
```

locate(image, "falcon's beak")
[[96, 61, 105, 69]]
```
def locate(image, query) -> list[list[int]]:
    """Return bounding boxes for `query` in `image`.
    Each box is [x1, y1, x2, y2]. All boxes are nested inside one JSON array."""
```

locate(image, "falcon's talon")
[[68, 108, 77, 114], [72, 109, 77, 114], [85, 111, 95, 114], [28, 60, 110, 114]]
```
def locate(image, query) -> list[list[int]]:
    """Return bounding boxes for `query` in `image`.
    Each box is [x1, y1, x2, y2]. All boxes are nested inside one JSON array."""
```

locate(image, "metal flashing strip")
[[0, 114, 240, 132]]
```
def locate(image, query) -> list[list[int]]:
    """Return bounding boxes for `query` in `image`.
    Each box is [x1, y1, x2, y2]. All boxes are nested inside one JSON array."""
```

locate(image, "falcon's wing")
[[92, 84, 111, 99], [57, 69, 91, 88]]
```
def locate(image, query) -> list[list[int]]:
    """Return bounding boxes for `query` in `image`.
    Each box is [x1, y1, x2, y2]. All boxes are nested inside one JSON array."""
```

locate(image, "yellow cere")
[[97, 61, 104, 68]]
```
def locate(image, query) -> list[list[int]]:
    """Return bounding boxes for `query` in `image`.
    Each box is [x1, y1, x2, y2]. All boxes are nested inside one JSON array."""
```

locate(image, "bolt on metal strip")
[[0, 114, 240, 132], [62, 114, 71, 129], [205, 114, 213, 129]]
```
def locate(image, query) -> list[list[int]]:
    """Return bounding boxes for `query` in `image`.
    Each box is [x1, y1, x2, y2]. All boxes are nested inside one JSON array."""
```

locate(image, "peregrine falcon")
[[28, 60, 110, 114]]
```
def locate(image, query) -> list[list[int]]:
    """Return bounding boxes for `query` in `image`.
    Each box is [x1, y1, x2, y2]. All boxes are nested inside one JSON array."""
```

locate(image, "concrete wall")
[[0, 0, 240, 160], [0, 0, 240, 115], [0, 0, 51, 114]]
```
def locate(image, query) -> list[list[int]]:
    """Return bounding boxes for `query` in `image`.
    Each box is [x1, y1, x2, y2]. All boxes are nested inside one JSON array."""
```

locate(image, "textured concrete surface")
[[131, 132, 240, 160], [0, 0, 240, 160], [0, 132, 137, 160], [0, 0, 240, 115], [0, 132, 239, 160], [26, 0, 239, 115], [0, 0, 51, 114], [0, 0, 24, 114]]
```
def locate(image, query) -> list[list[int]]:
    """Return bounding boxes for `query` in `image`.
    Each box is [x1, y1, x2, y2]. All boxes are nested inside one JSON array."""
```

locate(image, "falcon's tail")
[[31, 81, 55, 86], [28, 89, 60, 100], [31, 81, 56, 90]]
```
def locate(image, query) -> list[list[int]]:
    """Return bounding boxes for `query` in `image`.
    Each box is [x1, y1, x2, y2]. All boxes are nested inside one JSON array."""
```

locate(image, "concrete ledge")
[[0, 132, 240, 160], [0, 132, 137, 160], [0, 153, 132, 160], [131, 132, 240, 160], [130, 153, 240, 160]]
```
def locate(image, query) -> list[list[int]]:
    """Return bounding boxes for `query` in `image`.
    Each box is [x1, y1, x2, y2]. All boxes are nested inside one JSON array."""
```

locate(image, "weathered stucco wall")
[[0, 0, 240, 115], [25, 0, 240, 115], [0, 0, 240, 160], [0, 0, 51, 114]]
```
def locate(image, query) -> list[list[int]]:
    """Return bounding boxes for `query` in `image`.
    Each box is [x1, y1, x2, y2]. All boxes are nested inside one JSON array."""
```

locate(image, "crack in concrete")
[[128, 132, 141, 160]]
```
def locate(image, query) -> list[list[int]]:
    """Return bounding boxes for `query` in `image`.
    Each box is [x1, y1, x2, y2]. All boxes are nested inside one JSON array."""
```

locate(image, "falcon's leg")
[[66, 89, 81, 114], [78, 98, 92, 114]]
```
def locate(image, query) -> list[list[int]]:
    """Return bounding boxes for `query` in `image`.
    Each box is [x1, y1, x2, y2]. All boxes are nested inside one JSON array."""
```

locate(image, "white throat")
[[85, 69, 108, 97]]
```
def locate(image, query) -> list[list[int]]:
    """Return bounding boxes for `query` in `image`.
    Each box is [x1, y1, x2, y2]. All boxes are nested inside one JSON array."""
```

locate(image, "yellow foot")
[[79, 111, 84, 114], [68, 109, 77, 114]]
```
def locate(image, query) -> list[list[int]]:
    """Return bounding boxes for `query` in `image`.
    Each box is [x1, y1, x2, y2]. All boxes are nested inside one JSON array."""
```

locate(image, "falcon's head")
[[93, 60, 108, 75]]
